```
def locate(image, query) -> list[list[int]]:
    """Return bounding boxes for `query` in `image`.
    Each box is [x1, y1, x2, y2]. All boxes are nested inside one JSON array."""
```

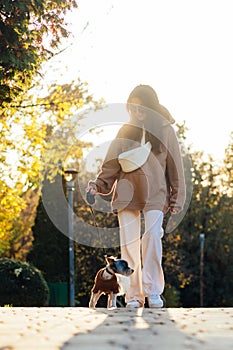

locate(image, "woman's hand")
[[86, 182, 97, 195], [86, 183, 97, 205], [86, 181, 97, 196]]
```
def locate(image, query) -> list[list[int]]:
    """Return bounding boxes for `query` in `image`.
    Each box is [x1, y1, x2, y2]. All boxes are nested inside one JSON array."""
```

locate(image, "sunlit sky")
[[44, 0, 233, 162]]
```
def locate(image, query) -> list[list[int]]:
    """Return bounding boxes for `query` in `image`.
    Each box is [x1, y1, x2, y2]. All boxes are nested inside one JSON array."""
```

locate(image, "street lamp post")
[[200, 233, 205, 307], [64, 168, 78, 307]]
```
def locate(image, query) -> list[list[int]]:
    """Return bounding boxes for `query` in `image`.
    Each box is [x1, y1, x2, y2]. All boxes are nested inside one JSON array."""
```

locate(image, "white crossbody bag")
[[118, 126, 152, 173]]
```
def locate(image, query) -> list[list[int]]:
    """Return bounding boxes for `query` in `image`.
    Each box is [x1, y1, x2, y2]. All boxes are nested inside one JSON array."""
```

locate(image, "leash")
[[86, 191, 108, 257]]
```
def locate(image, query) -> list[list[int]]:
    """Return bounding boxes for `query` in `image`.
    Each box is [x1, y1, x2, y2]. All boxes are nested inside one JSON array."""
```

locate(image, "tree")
[[174, 137, 233, 307], [221, 131, 233, 196], [0, 0, 78, 104], [203, 134, 233, 306], [161, 126, 233, 307], [0, 79, 103, 259], [0, 180, 25, 255], [27, 176, 69, 283], [0, 0, 94, 259], [2, 189, 38, 261]]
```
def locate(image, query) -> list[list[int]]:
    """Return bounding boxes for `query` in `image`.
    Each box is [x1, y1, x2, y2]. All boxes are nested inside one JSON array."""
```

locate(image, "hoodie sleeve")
[[89, 134, 123, 195], [166, 127, 186, 213]]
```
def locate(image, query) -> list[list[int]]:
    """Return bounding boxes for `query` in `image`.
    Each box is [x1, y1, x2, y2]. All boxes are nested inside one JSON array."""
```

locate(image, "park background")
[[0, 0, 232, 307]]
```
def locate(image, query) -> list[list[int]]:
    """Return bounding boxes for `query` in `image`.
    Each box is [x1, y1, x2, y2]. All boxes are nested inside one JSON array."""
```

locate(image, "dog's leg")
[[89, 291, 102, 308], [89, 292, 96, 308], [107, 292, 117, 309], [111, 294, 117, 308], [107, 292, 113, 309]]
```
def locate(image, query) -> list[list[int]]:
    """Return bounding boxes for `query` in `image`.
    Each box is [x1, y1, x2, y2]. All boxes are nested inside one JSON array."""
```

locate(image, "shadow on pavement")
[[60, 307, 209, 350]]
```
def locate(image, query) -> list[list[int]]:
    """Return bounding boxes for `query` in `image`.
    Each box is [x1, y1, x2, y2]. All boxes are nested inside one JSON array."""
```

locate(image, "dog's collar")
[[106, 267, 114, 275]]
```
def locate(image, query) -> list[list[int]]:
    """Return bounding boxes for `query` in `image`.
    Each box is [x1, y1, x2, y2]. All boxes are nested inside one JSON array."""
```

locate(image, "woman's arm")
[[166, 127, 186, 214], [88, 135, 123, 196]]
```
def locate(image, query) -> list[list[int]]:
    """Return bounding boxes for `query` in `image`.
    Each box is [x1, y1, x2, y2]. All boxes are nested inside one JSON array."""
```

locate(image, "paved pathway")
[[0, 307, 233, 349]]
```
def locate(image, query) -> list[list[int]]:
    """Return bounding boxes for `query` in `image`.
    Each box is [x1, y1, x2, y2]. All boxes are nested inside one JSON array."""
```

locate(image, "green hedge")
[[0, 258, 49, 306]]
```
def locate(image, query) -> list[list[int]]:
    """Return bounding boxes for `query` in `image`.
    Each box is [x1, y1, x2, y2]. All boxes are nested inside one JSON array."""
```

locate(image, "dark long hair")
[[125, 85, 174, 153]]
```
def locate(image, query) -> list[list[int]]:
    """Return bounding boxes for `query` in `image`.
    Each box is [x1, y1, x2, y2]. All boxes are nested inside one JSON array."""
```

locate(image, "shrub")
[[0, 258, 49, 306]]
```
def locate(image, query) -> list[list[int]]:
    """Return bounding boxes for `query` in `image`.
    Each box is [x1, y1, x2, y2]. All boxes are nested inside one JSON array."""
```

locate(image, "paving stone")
[[0, 307, 233, 349]]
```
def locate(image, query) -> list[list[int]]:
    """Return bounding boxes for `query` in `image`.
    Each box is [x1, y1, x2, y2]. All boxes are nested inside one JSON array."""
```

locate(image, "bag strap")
[[141, 125, 146, 145]]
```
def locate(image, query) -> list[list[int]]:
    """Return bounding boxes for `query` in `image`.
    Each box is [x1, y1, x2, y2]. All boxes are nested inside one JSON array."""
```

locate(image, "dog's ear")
[[105, 255, 116, 264]]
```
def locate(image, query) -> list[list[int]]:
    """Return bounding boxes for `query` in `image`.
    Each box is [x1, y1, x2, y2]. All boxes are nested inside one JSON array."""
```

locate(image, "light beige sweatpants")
[[118, 209, 164, 305]]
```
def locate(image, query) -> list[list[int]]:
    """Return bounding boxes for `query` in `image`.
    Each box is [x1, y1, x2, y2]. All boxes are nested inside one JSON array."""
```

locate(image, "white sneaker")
[[148, 294, 164, 308], [126, 300, 143, 308]]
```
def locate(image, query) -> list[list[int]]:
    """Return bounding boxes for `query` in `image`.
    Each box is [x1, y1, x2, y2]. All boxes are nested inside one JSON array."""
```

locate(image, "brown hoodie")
[[90, 116, 186, 214]]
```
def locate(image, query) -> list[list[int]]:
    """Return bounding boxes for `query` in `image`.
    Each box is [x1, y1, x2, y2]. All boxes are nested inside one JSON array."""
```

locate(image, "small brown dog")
[[89, 255, 134, 308]]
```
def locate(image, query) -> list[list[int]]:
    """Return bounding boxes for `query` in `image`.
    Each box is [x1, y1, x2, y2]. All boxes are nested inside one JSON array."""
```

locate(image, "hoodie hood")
[[157, 104, 175, 124]]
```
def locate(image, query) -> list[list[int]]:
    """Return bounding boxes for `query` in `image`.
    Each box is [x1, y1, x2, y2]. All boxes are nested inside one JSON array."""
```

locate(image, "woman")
[[87, 84, 186, 308]]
